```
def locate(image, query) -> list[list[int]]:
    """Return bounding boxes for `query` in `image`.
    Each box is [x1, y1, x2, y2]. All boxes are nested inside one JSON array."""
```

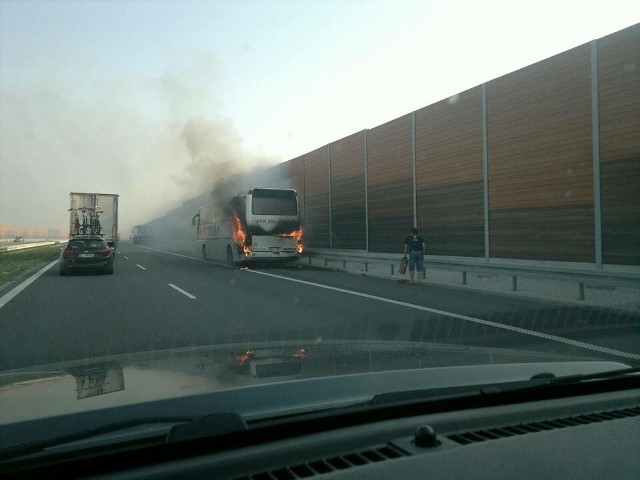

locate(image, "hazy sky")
[[1, 0, 639, 234]]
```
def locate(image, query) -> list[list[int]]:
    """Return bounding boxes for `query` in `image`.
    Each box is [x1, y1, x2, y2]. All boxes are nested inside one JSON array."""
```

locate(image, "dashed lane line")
[[168, 283, 197, 299]]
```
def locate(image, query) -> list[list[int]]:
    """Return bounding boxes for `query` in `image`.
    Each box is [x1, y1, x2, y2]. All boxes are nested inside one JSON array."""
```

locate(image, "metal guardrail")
[[0, 242, 56, 254], [303, 250, 640, 302]]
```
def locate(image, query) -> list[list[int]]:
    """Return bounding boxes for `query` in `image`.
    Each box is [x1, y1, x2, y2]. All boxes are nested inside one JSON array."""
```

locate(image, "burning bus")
[[192, 188, 303, 265]]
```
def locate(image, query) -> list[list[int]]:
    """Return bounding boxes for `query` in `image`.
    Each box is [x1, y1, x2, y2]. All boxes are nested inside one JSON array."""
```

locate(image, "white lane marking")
[[132, 244, 228, 266], [123, 256, 130, 260], [249, 270, 640, 362], [168, 283, 197, 299], [136, 264, 147, 270], [0, 260, 59, 310]]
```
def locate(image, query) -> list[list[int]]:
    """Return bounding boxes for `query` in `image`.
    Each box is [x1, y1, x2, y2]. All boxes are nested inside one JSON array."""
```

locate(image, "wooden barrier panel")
[[487, 44, 595, 261], [330, 132, 366, 249], [415, 86, 485, 256], [598, 24, 640, 265], [304, 147, 330, 248], [366, 115, 413, 253]]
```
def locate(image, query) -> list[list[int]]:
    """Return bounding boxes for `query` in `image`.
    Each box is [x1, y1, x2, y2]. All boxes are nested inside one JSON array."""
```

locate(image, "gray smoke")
[[207, 165, 292, 216], [0, 53, 284, 235]]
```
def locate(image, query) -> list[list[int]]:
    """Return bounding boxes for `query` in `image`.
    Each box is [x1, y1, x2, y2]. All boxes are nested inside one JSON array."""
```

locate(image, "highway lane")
[[1, 243, 639, 371]]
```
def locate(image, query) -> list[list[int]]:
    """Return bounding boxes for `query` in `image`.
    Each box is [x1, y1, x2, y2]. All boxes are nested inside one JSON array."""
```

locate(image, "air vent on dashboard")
[[448, 406, 640, 445], [234, 445, 409, 480]]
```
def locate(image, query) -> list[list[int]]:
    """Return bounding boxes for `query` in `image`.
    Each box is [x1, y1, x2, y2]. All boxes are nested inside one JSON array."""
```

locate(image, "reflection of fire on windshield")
[[235, 350, 255, 366], [234, 347, 306, 367], [287, 347, 306, 359]]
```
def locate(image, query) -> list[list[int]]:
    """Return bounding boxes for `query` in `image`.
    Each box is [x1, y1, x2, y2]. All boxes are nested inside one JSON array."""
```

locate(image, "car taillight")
[[62, 248, 74, 256], [98, 248, 111, 255]]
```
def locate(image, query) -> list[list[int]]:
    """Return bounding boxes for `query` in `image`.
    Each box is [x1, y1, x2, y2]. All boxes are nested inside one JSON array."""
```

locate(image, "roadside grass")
[[0, 245, 61, 286]]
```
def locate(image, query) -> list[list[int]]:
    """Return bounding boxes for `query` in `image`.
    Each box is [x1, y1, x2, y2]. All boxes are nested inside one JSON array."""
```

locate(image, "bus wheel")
[[226, 246, 234, 266], [202, 245, 207, 259]]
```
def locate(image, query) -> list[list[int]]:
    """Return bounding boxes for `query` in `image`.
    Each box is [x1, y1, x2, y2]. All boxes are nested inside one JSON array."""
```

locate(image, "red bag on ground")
[[399, 256, 408, 275]]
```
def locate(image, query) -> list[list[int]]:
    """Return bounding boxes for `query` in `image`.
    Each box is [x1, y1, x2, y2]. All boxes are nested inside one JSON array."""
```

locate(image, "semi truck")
[[132, 225, 153, 245], [68, 192, 119, 250]]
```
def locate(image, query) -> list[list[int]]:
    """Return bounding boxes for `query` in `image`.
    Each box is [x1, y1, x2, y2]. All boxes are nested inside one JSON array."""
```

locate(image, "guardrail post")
[[365, 262, 368, 272], [308, 256, 312, 265], [391, 264, 394, 275], [579, 283, 585, 301], [512, 276, 518, 291], [462, 271, 467, 285], [343, 260, 346, 269], [324, 258, 328, 267]]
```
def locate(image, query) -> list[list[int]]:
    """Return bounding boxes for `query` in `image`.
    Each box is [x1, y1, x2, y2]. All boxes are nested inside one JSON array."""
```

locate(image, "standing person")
[[403, 227, 426, 285]]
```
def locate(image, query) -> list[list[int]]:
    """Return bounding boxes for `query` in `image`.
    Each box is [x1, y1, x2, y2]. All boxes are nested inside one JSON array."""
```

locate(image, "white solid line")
[[168, 283, 197, 299], [123, 256, 129, 260], [249, 270, 640, 362], [133, 244, 228, 266], [0, 260, 59, 310], [136, 264, 147, 270]]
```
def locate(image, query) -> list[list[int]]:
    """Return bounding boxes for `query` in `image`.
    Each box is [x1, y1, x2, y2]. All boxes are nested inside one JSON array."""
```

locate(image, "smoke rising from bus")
[[208, 166, 292, 217], [143, 118, 292, 247]]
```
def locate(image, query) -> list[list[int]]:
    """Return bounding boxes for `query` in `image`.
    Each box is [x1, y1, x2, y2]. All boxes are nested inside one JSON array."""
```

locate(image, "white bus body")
[[192, 188, 303, 265]]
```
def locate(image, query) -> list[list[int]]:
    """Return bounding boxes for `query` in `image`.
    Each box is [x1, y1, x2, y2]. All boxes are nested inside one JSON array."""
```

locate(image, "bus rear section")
[[242, 188, 303, 263], [193, 188, 303, 265]]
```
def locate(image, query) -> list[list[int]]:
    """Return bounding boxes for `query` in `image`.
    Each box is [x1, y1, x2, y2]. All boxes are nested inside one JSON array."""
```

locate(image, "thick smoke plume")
[[141, 114, 291, 245], [176, 118, 290, 216]]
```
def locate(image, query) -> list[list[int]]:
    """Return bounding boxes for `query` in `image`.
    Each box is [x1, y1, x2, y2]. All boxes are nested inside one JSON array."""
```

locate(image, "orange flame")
[[231, 212, 247, 246], [287, 347, 306, 359], [235, 350, 254, 366], [278, 227, 303, 240], [278, 227, 304, 253]]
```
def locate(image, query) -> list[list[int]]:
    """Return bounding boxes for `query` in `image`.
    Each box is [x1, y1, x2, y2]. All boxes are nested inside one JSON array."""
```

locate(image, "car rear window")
[[68, 240, 106, 249]]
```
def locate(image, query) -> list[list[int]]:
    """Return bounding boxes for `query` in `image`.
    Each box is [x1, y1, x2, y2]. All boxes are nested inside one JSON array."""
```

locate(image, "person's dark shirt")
[[404, 234, 425, 252]]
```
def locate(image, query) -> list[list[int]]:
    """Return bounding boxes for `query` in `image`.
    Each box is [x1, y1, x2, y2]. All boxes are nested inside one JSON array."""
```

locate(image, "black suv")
[[59, 235, 114, 275]]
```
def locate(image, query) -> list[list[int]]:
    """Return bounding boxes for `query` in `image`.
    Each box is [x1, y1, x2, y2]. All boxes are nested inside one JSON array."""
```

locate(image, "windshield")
[[0, 0, 639, 449]]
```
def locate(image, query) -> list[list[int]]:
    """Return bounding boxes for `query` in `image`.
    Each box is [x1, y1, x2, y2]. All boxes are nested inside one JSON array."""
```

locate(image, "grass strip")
[[0, 244, 61, 286]]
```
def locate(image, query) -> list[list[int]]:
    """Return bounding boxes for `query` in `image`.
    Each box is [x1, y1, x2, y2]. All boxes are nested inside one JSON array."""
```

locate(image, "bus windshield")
[[251, 189, 298, 216]]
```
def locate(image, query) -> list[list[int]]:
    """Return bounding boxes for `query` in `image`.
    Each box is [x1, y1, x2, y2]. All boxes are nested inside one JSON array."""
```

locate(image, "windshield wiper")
[[529, 366, 640, 385], [367, 366, 640, 406], [0, 413, 247, 462]]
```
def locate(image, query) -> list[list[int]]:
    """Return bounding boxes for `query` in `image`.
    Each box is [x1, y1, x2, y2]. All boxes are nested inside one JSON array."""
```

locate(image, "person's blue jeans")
[[408, 251, 424, 272]]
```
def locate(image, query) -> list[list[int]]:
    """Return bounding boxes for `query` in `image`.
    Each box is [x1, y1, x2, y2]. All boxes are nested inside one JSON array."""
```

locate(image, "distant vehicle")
[[132, 225, 153, 245], [12, 236, 24, 243], [192, 187, 303, 265], [59, 235, 114, 275], [68, 192, 119, 251]]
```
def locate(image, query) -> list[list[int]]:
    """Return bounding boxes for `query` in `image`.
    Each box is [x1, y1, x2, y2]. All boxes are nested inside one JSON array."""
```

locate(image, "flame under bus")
[[193, 188, 303, 265]]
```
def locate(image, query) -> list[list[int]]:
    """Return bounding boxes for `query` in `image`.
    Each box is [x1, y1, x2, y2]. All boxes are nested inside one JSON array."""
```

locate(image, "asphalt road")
[[1, 242, 639, 371]]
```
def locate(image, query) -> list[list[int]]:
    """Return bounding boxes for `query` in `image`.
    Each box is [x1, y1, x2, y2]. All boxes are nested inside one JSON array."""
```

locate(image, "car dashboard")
[[4, 375, 638, 480]]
